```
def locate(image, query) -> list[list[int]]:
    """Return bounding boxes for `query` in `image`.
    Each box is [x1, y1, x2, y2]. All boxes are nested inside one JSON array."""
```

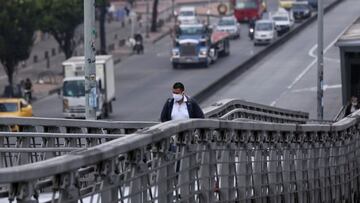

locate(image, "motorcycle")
[[24, 89, 32, 103], [133, 39, 144, 54], [249, 27, 254, 40]]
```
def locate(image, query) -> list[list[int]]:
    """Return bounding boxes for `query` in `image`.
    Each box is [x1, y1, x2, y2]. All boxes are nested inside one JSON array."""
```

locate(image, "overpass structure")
[[0, 99, 359, 203]]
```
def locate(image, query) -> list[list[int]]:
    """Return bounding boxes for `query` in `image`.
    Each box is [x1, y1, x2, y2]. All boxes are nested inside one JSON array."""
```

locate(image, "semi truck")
[[171, 23, 231, 68], [61, 55, 115, 119]]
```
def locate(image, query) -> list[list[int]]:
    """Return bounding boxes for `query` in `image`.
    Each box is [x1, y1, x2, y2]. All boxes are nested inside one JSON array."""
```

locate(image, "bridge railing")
[[204, 99, 309, 122], [0, 117, 157, 168], [0, 111, 359, 202], [0, 99, 309, 169]]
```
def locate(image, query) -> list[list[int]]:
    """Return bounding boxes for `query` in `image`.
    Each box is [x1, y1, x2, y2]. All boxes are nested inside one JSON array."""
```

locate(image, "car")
[[254, 20, 276, 45], [271, 8, 294, 35], [216, 16, 241, 39], [0, 98, 33, 117], [177, 6, 197, 24], [292, 2, 312, 21]]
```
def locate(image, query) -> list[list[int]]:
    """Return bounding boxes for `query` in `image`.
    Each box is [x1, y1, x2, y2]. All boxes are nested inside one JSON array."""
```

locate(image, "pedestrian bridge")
[[0, 99, 359, 203]]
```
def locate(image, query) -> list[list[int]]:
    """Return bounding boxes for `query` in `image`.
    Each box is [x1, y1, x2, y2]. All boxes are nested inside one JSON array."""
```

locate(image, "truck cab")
[[61, 55, 115, 119], [171, 23, 230, 68]]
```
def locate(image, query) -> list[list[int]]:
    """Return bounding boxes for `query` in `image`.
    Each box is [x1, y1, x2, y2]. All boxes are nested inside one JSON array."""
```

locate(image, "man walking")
[[160, 82, 204, 122]]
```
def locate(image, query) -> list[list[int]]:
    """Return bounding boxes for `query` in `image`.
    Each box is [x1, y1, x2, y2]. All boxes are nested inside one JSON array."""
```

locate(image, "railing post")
[[155, 139, 172, 202], [268, 131, 282, 203], [177, 131, 196, 202], [282, 132, 295, 203], [128, 149, 148, 203], [57, 171, 81, 203], [218, 129, 236, 201], [295, 132, 306, 203], [319, 132, 331, 202], [9, 182, 37, 203], [198, 130, 215, 202], [329, 132, 341, 202], [98, 159, 119, 203]]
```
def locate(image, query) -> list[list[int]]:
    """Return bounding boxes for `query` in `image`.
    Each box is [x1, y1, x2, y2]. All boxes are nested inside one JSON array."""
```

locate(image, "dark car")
[[292, 3, 312, 21]]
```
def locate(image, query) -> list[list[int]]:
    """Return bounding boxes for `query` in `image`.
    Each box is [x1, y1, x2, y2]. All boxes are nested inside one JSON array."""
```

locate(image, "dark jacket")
[[345, 103, 360, 116], [160, 97, 205, 122]]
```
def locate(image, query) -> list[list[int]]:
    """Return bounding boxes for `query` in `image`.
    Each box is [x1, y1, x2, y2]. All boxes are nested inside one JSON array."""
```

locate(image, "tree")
[[150, 0, 159, 32], [37, 0, 83, 59], [96, 0, 108, 55], [0, 0, 37, 88]]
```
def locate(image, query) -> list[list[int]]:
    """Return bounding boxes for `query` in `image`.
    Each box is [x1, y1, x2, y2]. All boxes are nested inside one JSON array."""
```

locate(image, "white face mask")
[[352, 102, 358, 106], [173, 93, 183, 102]]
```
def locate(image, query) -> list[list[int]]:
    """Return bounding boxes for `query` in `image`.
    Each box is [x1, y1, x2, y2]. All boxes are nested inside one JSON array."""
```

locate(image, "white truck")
[[61, 55, 115, 119]]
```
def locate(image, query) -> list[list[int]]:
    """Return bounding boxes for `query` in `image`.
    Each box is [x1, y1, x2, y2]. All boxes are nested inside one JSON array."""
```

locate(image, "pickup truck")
[[61, 55, 115, 119], [171, 23, 230, 68]]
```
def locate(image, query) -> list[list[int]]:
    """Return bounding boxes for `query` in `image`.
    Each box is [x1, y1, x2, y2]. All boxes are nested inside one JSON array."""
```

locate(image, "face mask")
[[352, 102, 358, 106], [173, 93, 183, 102]]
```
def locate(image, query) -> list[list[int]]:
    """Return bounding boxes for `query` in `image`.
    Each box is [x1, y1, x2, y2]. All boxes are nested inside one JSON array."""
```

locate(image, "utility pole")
[[317, 0, 324, 120], [146, 0, 150, 38], [84, 0, 97, 120]]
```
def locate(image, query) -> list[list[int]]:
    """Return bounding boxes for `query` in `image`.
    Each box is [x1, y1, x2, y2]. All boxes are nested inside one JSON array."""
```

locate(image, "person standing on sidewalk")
[[24, 78, 33, 102], [160, 82, 204, 122]]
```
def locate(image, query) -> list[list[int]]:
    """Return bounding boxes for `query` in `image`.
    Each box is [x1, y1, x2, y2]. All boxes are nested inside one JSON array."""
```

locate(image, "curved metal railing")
[[0, 111, 358, 202]]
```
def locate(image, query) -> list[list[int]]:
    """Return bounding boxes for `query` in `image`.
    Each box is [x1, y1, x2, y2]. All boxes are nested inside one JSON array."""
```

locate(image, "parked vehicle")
[[61, 55, 115, 119], [292, 2, 312, 21], [0, 98, 32, 117], [216, 16, 241, 39], [171, 23, 230, 68], [254, 20, 276, 45], [231, 0, 267, 22], [271, 8, 294, 35], [177, 6, 197, 24]]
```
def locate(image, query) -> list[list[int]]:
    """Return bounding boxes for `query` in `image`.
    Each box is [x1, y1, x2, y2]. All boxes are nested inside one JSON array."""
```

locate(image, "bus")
[[231, 0, 267, 22]]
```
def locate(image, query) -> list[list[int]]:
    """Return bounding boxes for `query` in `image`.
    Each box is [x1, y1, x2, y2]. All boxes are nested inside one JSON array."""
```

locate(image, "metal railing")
[[0, 99, 310, 170], [204, 99, 309, 122], [0, 111, 359, 202]]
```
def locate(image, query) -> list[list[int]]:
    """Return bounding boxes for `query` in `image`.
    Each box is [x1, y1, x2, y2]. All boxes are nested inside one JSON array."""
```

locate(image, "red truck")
[[231, 0, 267, 22]]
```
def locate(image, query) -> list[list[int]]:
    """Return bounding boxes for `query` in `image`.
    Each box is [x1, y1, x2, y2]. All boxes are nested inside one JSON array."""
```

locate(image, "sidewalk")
[[0, 0, 224, 102]]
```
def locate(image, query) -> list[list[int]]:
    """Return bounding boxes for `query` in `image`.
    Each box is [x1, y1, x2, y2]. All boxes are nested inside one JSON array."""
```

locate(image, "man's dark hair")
[[173, 82, 185, 91]]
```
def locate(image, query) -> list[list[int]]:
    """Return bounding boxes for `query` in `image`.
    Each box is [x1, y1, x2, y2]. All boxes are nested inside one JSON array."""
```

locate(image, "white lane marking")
[[272, 21, 353, 107], [291, 84, 341, 93], [287, 34, 341, 90]]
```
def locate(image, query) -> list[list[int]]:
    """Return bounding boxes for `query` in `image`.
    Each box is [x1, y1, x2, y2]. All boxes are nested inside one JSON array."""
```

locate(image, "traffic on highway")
[[0, 0, 347, 122]]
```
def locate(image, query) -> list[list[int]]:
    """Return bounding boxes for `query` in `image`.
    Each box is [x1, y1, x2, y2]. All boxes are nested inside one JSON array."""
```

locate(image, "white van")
[[271, 8, 294, 34], [254, 20, 276, 45], [177, 7, 197, 24]]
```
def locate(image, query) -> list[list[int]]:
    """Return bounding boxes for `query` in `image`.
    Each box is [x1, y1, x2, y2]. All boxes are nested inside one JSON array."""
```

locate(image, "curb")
[[151, 28, 172, 44], [193, 0, 343, 103]]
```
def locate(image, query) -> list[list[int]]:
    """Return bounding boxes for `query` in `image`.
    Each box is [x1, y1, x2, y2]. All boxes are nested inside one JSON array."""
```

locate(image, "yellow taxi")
[[0, 98, 33, 117]]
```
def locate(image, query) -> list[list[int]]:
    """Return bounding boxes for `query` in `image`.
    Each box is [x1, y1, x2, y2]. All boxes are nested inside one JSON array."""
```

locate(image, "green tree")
[[0, 0, 37, 88], [37, 0, 83, 59]]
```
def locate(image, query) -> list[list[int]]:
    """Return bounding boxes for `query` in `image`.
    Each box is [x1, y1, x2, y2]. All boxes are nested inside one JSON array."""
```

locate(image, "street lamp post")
[[84, 0, 97, 120], [317, 0, 324, 120]]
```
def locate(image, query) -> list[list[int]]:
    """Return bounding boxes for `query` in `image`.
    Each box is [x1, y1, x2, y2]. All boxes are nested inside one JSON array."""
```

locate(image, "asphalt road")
[[203, 0, 359, 120], [32, 0, 335, 121]]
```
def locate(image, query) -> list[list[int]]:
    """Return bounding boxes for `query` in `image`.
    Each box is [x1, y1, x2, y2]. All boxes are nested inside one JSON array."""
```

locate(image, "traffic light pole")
[[84, 0, 97, 120]]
